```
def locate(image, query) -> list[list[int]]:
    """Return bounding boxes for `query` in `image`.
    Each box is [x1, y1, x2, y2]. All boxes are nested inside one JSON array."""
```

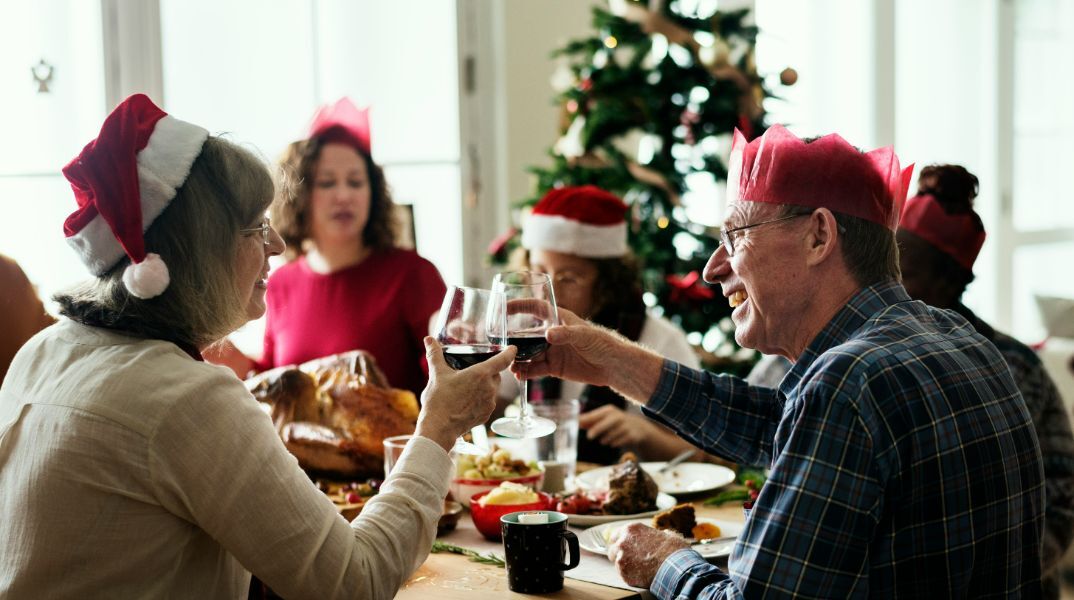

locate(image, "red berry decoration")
[[345, 492, 361, 503]]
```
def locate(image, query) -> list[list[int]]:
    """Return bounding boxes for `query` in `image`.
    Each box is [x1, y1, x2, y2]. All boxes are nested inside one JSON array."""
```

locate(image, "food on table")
[[455, 447, 542, 480], [652, 503, 696, 537], [553, 489, 605, 515], [316, 478, 381, 520], [603, 453, 659, 515], [691, 522, 722, 540], [479, 482, 540, 507], [247, 351, 419, 477]]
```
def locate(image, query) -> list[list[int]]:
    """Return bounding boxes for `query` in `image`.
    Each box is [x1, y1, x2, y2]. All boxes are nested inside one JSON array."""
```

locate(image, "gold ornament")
[[780, 67, 798, 86]]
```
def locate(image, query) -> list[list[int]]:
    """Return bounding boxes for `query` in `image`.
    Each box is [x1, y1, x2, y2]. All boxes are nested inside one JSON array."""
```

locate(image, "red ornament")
[[579, 78, 593, 92], [666, 270, 715, 303], [566, 99, 579, 114]]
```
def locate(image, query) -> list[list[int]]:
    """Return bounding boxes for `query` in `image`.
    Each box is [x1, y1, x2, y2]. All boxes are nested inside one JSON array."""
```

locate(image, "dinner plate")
[[575, 462, 736, 496], [566, 492, 677, 527], [578, 517, 743, 559]]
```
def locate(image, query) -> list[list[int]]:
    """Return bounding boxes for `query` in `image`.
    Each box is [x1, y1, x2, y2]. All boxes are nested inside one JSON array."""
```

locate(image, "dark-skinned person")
[[0, 94, 515, 599], [513, 125, 1044, 598], [898, 163, 1074, 600]]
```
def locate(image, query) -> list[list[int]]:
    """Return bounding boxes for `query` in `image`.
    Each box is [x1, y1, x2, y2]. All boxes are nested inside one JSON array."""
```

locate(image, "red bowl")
[[469, 490, 553, 540]]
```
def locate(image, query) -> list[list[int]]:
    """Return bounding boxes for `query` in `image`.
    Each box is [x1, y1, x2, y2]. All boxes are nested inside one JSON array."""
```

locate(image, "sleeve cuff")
[[641, 359, 685, 428], [651, 547, 713, 597]]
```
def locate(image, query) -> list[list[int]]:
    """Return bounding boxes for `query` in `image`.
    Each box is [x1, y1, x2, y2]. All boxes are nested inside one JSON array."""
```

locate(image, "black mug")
[[501, 511, 580, 593]]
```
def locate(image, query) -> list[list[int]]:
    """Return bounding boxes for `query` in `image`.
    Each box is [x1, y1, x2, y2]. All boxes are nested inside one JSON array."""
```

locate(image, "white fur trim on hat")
[[122, 253, 170, 299], [66, 115, 209, 276], [521, 213, 628, 258]]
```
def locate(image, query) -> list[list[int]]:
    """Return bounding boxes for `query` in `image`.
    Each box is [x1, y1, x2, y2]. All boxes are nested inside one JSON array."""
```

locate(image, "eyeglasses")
[[719, 213, 809, 257], [240, 218, 272, 245]]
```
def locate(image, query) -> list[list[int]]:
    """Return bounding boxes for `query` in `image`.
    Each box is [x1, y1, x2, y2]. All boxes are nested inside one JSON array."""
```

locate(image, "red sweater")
[[258, 249, 446, 397]]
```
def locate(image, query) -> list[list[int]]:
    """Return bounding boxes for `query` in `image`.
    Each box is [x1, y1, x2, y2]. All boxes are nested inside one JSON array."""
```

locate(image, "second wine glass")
[[490, 271, 559, 439], [433, 285, 508, 454]]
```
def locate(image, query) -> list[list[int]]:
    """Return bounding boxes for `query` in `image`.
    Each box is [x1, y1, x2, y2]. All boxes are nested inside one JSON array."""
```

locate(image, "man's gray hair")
[[775, 203, 901, 287]]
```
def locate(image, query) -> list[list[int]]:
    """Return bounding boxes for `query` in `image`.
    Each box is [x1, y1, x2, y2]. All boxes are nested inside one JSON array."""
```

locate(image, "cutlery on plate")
[[657, 449, 697, 474]]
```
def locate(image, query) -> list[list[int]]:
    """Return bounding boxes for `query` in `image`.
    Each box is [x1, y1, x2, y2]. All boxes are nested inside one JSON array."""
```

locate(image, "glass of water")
[[530, 398, 580, 493]]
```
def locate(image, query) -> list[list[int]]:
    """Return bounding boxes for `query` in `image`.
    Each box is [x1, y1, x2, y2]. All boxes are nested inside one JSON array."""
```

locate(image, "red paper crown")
[[522, 185, 629, 258], [728, 125, 914, 231], [308, 97, 372, 155], [899, 194, 985, 270]]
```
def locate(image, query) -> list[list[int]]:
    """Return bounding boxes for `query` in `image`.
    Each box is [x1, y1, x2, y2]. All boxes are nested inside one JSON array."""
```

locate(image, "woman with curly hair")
[[209, 98, 445, 397]]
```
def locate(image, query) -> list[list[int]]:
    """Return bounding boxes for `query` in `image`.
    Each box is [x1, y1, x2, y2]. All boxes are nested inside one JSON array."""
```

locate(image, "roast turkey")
[[246, 351, 419, 477]]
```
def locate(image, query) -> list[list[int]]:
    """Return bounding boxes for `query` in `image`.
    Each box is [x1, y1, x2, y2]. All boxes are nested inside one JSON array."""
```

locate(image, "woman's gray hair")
[[55, 136, 274, 349]]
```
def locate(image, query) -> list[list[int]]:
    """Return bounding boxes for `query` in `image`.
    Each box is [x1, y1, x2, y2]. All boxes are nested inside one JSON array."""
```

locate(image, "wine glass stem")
[[518, 374, 530, 424]]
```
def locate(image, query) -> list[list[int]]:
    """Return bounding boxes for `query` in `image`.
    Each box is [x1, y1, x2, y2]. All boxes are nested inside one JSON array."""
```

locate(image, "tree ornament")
[[780, 67, 798, 86]]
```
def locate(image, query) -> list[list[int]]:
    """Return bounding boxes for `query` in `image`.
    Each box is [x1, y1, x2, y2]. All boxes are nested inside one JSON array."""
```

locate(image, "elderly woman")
[[208, 98, 445, 398], [0, 95, 513, 599], [511, 185, 703, 464]]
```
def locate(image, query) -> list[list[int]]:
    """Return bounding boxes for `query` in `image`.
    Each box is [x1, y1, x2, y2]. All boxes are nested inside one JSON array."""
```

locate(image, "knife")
[[657, 449, 697, 474]]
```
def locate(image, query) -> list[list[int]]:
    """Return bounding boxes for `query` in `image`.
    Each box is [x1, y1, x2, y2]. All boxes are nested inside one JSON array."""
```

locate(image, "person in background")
[[515, 126, 1043, 597], [206, 98, 445, 397], [0, 254, 56, 385], [0, 95, 513, 599], [512, 185, 704, 464], [897, 164, 1074, 599]]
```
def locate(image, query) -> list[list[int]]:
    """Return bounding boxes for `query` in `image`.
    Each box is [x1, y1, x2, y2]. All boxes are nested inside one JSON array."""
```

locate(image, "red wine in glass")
[[506, 334, 549, 362], [443, 343, 506, 370]]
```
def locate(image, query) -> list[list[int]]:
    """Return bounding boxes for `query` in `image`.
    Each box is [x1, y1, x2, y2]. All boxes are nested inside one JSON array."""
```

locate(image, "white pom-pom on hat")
[[122, 253, 171, 299]]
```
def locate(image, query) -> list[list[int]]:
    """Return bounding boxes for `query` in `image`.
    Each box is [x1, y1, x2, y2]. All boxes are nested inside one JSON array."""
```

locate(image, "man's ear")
[[803, 208, 840, 267]]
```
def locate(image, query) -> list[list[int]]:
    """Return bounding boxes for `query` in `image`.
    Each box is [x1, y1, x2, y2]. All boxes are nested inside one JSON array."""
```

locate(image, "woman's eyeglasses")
[[240, 219, 271, 245]]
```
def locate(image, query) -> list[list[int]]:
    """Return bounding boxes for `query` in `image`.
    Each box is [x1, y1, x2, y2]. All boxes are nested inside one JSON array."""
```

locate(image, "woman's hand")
[[578, 405, 655, 448], [415, 337, 516, 452]]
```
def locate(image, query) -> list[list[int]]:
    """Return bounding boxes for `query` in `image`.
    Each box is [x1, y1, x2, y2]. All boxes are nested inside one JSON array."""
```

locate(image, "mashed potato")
[[478, 482, 539, 507]]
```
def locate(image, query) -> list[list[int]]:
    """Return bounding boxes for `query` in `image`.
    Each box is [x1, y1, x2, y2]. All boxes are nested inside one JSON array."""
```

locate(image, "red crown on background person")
[[899, 193, 986, 270], [521, 185, 629, 258], [307, 97, 372, 156], [728, 124, 914, 231], [62, 94, 209, 299]]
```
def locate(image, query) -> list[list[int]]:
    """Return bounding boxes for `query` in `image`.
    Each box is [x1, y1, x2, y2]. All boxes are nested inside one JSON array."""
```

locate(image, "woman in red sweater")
[[209, 99, 445, 397]]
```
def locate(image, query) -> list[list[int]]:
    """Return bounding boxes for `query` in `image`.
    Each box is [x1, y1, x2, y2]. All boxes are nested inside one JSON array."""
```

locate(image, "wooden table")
[[399, 501, 745, 599]]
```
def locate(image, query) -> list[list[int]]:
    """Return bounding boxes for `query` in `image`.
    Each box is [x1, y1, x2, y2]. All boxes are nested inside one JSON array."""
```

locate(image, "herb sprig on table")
[[430, 541, 506, 567], [703, 468, 767, 506]]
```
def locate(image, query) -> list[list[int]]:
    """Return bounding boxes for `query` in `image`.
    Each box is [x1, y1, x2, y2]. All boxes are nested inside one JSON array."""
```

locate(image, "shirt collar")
[[779, 279, 911, 396]]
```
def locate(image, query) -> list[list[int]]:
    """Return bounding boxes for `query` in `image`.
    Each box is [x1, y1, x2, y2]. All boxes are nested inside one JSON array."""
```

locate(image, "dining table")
[[398, 496, 746, 599]]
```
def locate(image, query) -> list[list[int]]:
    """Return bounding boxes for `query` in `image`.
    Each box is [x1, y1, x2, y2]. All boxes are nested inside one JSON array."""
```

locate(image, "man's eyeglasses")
[[719, 213, 809, 257], [240, 219, 272, 245]]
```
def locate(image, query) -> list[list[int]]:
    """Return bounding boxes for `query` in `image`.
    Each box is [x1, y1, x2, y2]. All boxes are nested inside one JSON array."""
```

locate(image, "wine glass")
[[490, 271, 559, 439], [433, 285, 508, 455]]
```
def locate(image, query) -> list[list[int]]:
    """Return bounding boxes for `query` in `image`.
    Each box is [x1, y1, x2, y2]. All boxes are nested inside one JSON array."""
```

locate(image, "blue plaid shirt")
[[644, 281, 1044, 599]]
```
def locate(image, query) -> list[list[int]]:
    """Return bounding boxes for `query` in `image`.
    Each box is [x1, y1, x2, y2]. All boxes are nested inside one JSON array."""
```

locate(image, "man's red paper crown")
[[522, 185, 629, 258], [899, 193, 986, 271], [728, 124, 914, 231], [307, 97, 372, 155]]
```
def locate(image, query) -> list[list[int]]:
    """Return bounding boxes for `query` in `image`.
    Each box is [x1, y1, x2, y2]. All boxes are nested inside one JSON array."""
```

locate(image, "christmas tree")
[[488, 0, 795, 375]]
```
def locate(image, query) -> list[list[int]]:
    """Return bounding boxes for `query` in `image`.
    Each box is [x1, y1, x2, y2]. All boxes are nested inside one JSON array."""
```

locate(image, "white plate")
[[566, 492, 677, 527], [578, 517, 742, 559], [576, 462, 736, 496]]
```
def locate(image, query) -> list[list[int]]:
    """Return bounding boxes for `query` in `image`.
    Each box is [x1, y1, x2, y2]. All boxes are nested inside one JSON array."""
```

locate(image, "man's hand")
[[608, 523, 690, 589], [416, 337, 516, 451], [512, 307, 629, 389], [579, 405, 656, 448]]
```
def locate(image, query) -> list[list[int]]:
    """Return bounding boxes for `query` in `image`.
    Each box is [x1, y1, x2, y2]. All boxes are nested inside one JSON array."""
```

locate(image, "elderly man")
[[518, 125, 1044, 598]]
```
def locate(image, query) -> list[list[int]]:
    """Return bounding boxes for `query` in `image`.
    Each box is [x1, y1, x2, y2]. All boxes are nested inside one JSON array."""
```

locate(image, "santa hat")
[[728, 124, 914, 231], [62, 94, 209, 299], [899, 194, 986, 271], [521, 185, 628, 258], [307, 97, 372, 156]]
